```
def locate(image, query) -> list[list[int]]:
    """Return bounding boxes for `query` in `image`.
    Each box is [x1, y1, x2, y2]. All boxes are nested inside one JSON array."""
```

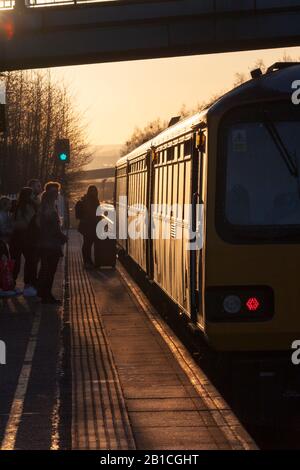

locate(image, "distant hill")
[[85, 144, 122, 170]]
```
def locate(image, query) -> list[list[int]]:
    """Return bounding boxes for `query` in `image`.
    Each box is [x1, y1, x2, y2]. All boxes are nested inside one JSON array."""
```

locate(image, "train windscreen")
[[225, 120, 300, 227]]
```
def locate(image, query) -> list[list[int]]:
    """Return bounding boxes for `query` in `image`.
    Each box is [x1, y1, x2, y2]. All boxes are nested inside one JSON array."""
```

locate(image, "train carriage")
[[115, 62, 300, 352]]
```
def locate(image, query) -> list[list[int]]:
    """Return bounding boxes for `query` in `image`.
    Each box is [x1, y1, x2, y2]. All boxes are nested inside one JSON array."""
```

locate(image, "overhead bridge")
[[0, 0, 300, 70]]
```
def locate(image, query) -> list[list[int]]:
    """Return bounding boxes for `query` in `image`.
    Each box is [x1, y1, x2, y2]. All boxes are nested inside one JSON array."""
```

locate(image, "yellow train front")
[[116, 62, 300, 353]]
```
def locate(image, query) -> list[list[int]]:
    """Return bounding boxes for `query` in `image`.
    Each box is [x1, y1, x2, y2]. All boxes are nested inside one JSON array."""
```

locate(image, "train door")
[[190, 128, 206, 328], [115, 162, 128, 254], [146, 149, 154, 278]]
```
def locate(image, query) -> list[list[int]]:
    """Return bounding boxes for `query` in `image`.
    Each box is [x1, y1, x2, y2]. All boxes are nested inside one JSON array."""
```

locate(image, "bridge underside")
[[1, 0, 300, 71]]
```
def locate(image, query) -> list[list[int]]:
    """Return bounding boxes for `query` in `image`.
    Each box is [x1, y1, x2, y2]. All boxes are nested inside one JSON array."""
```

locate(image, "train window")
[[184, 139, 192, 157], [218, 105, 300, 243], [167, 147, 175, 161], [225, 121, 300, 227]]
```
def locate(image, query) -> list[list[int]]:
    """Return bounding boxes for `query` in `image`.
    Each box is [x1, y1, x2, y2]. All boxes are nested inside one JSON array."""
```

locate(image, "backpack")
[[75, 200, 84, 220]]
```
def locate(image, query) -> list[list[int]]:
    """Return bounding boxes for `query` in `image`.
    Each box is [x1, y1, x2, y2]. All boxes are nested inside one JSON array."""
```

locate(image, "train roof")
[[209, 61, 300, 116], [116, 62, 300, 167], [116, 109, 208, 166]]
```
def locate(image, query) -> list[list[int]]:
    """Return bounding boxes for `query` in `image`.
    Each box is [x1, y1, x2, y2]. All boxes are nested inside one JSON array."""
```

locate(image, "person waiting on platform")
[[0, 196, 21, 296], [44, 181, 60, 197], [37, 185, 67, 305], [75, 185, 99, 268], [10, 187, 40, 297], [0, 196, 13, 259], [28, 179, 42, 209]]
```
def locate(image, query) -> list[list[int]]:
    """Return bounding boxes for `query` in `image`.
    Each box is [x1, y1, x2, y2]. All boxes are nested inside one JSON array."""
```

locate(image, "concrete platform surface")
[[69, 231, 257, 451]]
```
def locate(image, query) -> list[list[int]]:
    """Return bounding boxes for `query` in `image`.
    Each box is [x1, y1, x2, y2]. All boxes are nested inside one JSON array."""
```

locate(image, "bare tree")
[[121, 118, 167, 156], [0, 70, 92, 194]]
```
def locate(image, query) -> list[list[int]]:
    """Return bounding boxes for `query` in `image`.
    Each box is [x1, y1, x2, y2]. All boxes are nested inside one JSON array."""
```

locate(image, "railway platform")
[[0, 230, 257, 450]]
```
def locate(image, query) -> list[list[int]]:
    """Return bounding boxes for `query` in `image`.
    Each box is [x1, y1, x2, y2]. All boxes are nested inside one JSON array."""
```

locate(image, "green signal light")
[[55, 138, 70, 163]]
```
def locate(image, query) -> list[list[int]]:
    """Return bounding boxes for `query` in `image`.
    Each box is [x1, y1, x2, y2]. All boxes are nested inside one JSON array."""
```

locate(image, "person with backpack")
[[10, 187, 40, 297], [75, 185, 99, 268], [37, 187, 67, 304], [0, 196, 22, 297]]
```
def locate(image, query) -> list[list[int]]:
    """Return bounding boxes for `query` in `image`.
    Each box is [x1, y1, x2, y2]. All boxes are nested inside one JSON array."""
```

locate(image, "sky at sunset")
[[52, 46, 300, 151]]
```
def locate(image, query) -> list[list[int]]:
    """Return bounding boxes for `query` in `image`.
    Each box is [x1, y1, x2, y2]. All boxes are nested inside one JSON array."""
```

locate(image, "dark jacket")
[[11, 202, 38, 247], [39, 209, 67, 255], [78, 195, 99, 238], [0, 211, 13, 243]]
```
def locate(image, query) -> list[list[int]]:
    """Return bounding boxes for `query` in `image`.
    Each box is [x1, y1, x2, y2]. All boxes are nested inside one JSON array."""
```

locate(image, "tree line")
[[0, 70, 92, 194], [121, 55, 296, 156]]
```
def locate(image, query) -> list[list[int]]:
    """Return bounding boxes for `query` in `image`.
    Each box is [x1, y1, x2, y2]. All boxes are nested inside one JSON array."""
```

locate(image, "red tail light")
[[246, 297, 260, 312], [206, 286, 274, 322]]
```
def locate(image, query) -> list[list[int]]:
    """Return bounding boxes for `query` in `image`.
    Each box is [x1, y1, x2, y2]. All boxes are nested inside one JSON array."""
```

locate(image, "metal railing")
[[0, 0, 118, 9], [0, 0, 14, 8]]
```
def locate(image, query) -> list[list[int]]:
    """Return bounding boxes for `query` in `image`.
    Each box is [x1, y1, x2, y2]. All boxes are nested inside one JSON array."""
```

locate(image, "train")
[[115, 62, 300, 353]]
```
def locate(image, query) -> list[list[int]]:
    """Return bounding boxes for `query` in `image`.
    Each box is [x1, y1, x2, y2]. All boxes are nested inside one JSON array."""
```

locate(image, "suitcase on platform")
[[93, 237, 116, 268]]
